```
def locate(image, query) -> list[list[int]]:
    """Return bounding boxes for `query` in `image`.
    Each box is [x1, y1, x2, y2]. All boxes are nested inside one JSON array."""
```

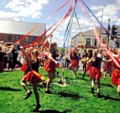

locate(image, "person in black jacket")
[[11, 48, 18, 70]]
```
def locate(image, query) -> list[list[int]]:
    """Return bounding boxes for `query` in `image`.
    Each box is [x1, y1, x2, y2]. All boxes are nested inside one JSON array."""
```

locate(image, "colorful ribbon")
[[45, 5, 74, 46], [80, 0, 120, 68], [74, 11, 86, 48], [14, 0, 71, 46], [14, 25, 40, 45], [46, 0, 70, 21], [63, 0, 77, 48], [81, 0, 120, 45]]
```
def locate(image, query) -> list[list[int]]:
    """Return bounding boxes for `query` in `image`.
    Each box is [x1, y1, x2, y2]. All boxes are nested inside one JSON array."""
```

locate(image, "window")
[[33, 37, 37, 41], [86, 38, 91, 46], [102, 38, 107, 44], [8, 35, 12, 41], [25, 37, 29, 41], [16, 35, 20, 40]]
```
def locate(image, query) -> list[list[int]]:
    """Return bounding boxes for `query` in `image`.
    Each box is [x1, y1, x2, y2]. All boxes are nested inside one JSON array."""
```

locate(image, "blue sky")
[[0, 0, 120, 47]]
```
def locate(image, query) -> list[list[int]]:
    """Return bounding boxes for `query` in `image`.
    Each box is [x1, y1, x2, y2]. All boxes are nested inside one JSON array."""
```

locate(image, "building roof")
[[72, 27, 107, 40], [72, 26, 120, 40], [0, 20, 46, 36]]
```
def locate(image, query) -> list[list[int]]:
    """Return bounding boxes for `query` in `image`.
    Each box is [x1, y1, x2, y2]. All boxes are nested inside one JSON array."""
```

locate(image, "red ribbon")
[[23, 22, 58, 48], [79, 0, 120, 68], [14, 0, 71, 46], [24, 2, 74, 48], [14, 25, 40, 45], [44, 5, 74, 43], [46, 0, 70, 21]]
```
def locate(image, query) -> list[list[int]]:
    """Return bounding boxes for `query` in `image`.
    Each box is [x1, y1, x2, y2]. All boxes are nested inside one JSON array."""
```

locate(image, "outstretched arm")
[[6, 45, 14, 55], [102, 59, 112, 63], [20, 46, 36, 64]]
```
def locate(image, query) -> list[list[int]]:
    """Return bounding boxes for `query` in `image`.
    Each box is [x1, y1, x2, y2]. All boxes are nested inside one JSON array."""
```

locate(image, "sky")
[[0, 0, 120, 47]]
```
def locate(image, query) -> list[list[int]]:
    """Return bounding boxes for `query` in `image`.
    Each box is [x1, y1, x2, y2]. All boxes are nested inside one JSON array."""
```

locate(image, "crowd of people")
[[0, 40, 120, 111], [0, 41, 21, 70]]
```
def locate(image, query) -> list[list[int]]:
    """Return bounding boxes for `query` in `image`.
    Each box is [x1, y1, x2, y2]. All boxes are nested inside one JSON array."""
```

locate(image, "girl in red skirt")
[[111, 49, 120, 96], [44, 43, 59, 93], [68, 47, 79, 77], [20, 47, 34, 75], [20, 47, 42, 112], [82, 50, 92, 79], [88, 49, 111, 97], [103, 53, 115, 79], [0, 46, 14, 73]]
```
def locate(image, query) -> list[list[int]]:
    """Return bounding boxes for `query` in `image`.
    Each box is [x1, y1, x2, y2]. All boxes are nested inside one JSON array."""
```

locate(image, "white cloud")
[[116, 0, 120, 4], [0, 0, 49, 20], [0, 11, 19, 21], [90, 3, 120, 25], [91, 5, 103, 11]]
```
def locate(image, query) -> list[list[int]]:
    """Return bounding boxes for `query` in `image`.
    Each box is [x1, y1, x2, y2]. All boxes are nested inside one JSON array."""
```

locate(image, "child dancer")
[[88, 49, 111, 97], [20, 47, 34, 75], [68, 47, 79, 77], [44, 43, 59, 93], [81, 49, 88, 71], [103, 52, 114, 79], [82, 50, 92, 79], [20, 47, 42, 112], [111, 49, 120, 96]]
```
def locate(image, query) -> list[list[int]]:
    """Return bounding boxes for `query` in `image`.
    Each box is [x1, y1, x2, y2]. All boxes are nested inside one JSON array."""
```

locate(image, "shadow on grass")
[[102, 95, 120, 101], [80, 77, 91, 81], [58, 92, 82, 100], [0, 86, 21, 91], [95, 94, 120, 101], [37, 110, 70, 113], [101, 83, 113, 88]]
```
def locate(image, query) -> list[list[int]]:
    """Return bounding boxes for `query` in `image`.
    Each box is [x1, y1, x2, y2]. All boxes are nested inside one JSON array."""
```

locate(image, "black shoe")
[[97, 93, 101, 98], [82, 76, 84, 79], [43, 82, 46, 88], [32, 104, 41, 112], [25, 91, 32, 99], [45, 90, 52, 94], [91, 88, 94, 94], [57, 72, 59, 76]]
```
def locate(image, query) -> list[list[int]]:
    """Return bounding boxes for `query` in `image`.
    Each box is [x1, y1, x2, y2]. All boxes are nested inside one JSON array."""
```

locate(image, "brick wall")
[[0, 33, 45, 46]]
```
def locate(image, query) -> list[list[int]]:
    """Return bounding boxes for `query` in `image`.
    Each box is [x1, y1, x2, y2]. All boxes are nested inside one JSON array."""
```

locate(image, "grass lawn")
[[0, 68, 120, 113]]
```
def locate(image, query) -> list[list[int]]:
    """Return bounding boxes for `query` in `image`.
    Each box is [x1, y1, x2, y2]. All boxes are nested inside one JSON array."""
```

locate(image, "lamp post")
[[107, 19, 110, 48], [99, 5, 106, 48]]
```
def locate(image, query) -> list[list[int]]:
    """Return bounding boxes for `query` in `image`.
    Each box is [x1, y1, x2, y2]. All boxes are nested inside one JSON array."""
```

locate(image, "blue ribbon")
[[63, 0, 78, 48]]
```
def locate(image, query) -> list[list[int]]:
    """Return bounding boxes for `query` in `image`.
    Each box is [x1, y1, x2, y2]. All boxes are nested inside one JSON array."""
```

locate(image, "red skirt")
[[20, 62, 31, 74], [86, 62, 91, 71], [56, 63, 60, 68], [0, 62, 4, 73], [23, 71, 42, 83], [112, 69, 120, 86], [44, 59, 56, 72], [89, 66, 102, 79], [71, 60, 79, 68], [103, 62, 114, 70]]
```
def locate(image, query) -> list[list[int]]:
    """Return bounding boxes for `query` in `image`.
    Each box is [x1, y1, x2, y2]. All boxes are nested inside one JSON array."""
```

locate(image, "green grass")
[[0, 68, 120, 113]]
